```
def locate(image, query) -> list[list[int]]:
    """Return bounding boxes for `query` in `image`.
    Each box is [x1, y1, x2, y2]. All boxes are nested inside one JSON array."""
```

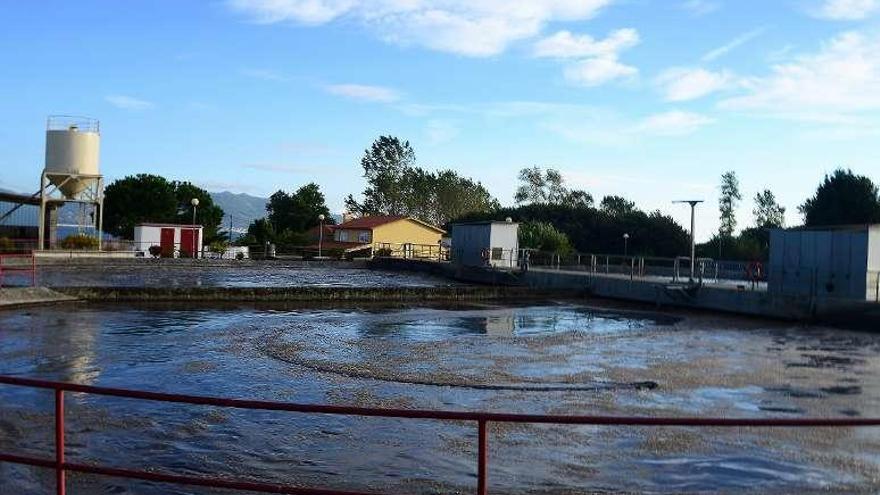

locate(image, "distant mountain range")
[[210, 191, 267, 233]]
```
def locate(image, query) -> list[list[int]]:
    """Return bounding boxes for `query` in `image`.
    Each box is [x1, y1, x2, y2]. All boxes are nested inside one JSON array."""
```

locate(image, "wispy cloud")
[[105, 95, 154, 110], [240, 68, 288, 81], [227, 0, 614, 57], [424, 119, 460, 145], [325, 84, 400, 103], [681, 0, 722, 16], [812, 0, 879, 20], [655, 67, 735, 101], [702, 27, 768, 62], [634, 111, 715, 136]]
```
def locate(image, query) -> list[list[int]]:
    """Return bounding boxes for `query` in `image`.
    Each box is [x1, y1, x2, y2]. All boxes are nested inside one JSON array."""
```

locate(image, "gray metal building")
[[769, 225, 880, 301], [450, 220, 519, 268]]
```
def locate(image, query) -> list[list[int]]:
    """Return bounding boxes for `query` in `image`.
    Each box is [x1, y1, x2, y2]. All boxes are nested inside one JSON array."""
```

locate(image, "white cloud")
[[633, 111, 715, 136], [721, 31, 880, 117], [325, 83, 400, 102], [656, 67, 734, 101], [813, 0, 879, 20], [228, 0, 613, 57], [105, 95, 154, 110], [533, 28, 638, 58], [681, 0, 721, 16], [563, 57, 638, 86], [534, 28, 640, 87], [702, 26, 767, 61]]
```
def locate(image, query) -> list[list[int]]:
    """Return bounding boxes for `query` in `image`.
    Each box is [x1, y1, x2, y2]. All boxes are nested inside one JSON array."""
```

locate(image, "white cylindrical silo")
[[44, 116, 100, 197]]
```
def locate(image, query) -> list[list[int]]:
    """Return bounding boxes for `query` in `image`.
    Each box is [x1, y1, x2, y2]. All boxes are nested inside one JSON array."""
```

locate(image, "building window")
[[358, 231, 371, 243], [337, 231, 348, 242], [491, 247, 503, 260]]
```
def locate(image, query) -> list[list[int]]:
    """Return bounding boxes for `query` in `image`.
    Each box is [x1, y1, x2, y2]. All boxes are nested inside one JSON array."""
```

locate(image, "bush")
[[148, 245, 162, 258], [519, 221, 573, 254], [60, 234, 99, 250], [209, 240, 228, 257], [235, 251, 245, 260], [375, 248, 393, 257]]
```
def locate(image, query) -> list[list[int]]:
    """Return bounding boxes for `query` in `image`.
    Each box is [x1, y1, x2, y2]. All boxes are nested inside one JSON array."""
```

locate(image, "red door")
[[180, 229, 196, 257], [160, 228, 175, 257]]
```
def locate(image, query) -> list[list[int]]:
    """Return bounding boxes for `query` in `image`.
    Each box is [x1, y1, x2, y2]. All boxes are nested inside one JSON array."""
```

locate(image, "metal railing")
[[0, 253, 36, 287], [374, 242, 449, 261], [516, 250, 764, 286], [0, 375, 878, 495]]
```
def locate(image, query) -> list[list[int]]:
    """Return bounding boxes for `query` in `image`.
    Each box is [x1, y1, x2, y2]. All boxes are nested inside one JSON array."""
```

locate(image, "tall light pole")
[[623, 233, 630, 257], [190, 197, 199, 259], [673, 200, 703, 281], [317, 214, 325, 258]]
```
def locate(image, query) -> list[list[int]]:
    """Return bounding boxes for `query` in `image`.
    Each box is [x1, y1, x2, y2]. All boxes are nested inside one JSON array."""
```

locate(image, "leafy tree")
[[345, 136, 416, 216], [600, 195, 637, 217], [718, 171, 742, 238], [753, 189, 785, 228], [519, 221, 573, 254], [514, 166, 592, 207], [103, 174, 224, 240], [346, 136, 497, 225], [799, 169, 880, 226], [243, 218, 275, 245], [267, 183, 333, 234]]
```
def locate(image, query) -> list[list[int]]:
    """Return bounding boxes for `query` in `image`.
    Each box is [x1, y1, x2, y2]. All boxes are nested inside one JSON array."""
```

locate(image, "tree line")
[[99, 135, 880, 261]]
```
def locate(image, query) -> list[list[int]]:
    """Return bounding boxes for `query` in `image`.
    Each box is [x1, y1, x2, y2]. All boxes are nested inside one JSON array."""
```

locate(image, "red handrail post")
[[55, 389, 65, 495], [477, 419, 488, 495]]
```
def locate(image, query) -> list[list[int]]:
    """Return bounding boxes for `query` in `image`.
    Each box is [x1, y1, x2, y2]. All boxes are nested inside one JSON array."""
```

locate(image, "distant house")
[[310, 215, 445, 257]]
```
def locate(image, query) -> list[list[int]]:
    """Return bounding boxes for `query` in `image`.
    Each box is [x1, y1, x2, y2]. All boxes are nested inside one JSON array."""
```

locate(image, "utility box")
[[768, 225, 880, 301], [134, 223, 203, 258], [450, 221, 519, 268]]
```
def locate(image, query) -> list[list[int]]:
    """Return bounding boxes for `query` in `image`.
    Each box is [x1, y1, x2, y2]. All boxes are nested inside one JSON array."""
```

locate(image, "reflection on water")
[[0, 303, 878, 494], [31, 265, 458, 288]]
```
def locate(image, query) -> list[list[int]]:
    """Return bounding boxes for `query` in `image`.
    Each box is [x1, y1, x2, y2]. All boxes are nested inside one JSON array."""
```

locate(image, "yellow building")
[[332, 215, 446, 258]]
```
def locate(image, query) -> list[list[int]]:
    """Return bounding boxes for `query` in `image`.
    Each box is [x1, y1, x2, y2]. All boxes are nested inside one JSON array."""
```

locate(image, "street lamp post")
[[318, 214, 325, 258], [623, 233, 630, 257], [673, 200, 703, 281], [190, 198, 199, 259]]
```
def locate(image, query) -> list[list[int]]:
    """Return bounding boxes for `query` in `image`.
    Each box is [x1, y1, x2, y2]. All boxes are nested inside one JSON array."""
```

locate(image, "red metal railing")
[[1, 375, 879, 495], [0, 253, 36, 288]]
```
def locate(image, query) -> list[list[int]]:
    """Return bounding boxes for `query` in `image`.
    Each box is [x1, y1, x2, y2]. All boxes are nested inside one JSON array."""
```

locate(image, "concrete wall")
[[489, 223, 519, 268]]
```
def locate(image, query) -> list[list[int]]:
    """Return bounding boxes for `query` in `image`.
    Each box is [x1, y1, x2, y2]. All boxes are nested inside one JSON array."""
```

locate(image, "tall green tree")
[[267, 183, 333, 233], [600, 195, 637, 217], [718, 171, 742, 237], [346, 136, 498, 225], [103, 174, 224, 240], [518, 221, 572, 254], [753, 189, 786, 228], [345, 136, 416, 216], [799, 169, 880, 226], [514, 166, 593, 207]]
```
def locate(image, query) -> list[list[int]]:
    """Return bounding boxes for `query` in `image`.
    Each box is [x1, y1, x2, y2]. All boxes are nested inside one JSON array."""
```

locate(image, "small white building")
[[769, 225, 880, 301], [450, 220, 519, 268], [134, 223, 203, 258]]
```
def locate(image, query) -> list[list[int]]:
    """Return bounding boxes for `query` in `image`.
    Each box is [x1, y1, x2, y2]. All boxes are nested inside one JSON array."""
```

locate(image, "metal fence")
[[0, 253, 36, 287], [517, 250, 762, 286], [0, 375, 878, 495], [374, 242, 449, 261]]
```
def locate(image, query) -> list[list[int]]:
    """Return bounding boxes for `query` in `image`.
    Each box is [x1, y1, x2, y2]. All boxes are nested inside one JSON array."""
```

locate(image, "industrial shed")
[[768, 225, 880, 301], [450, 220, 519, 268]]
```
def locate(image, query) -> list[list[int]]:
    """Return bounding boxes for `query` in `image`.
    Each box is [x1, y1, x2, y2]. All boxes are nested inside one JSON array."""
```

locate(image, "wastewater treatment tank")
[[44, 115, 100, 197]]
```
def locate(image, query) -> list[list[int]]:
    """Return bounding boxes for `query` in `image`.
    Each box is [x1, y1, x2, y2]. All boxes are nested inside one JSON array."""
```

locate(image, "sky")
[[1, 0, 879, 240]]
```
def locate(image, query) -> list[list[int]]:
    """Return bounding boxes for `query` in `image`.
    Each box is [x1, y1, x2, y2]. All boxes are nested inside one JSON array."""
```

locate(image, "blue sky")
[[1, 0, 879, 240]]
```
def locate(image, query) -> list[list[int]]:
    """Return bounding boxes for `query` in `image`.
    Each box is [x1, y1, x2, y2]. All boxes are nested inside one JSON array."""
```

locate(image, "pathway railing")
[[1, 375, 878, 495], [0, 253, 36, 287]]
